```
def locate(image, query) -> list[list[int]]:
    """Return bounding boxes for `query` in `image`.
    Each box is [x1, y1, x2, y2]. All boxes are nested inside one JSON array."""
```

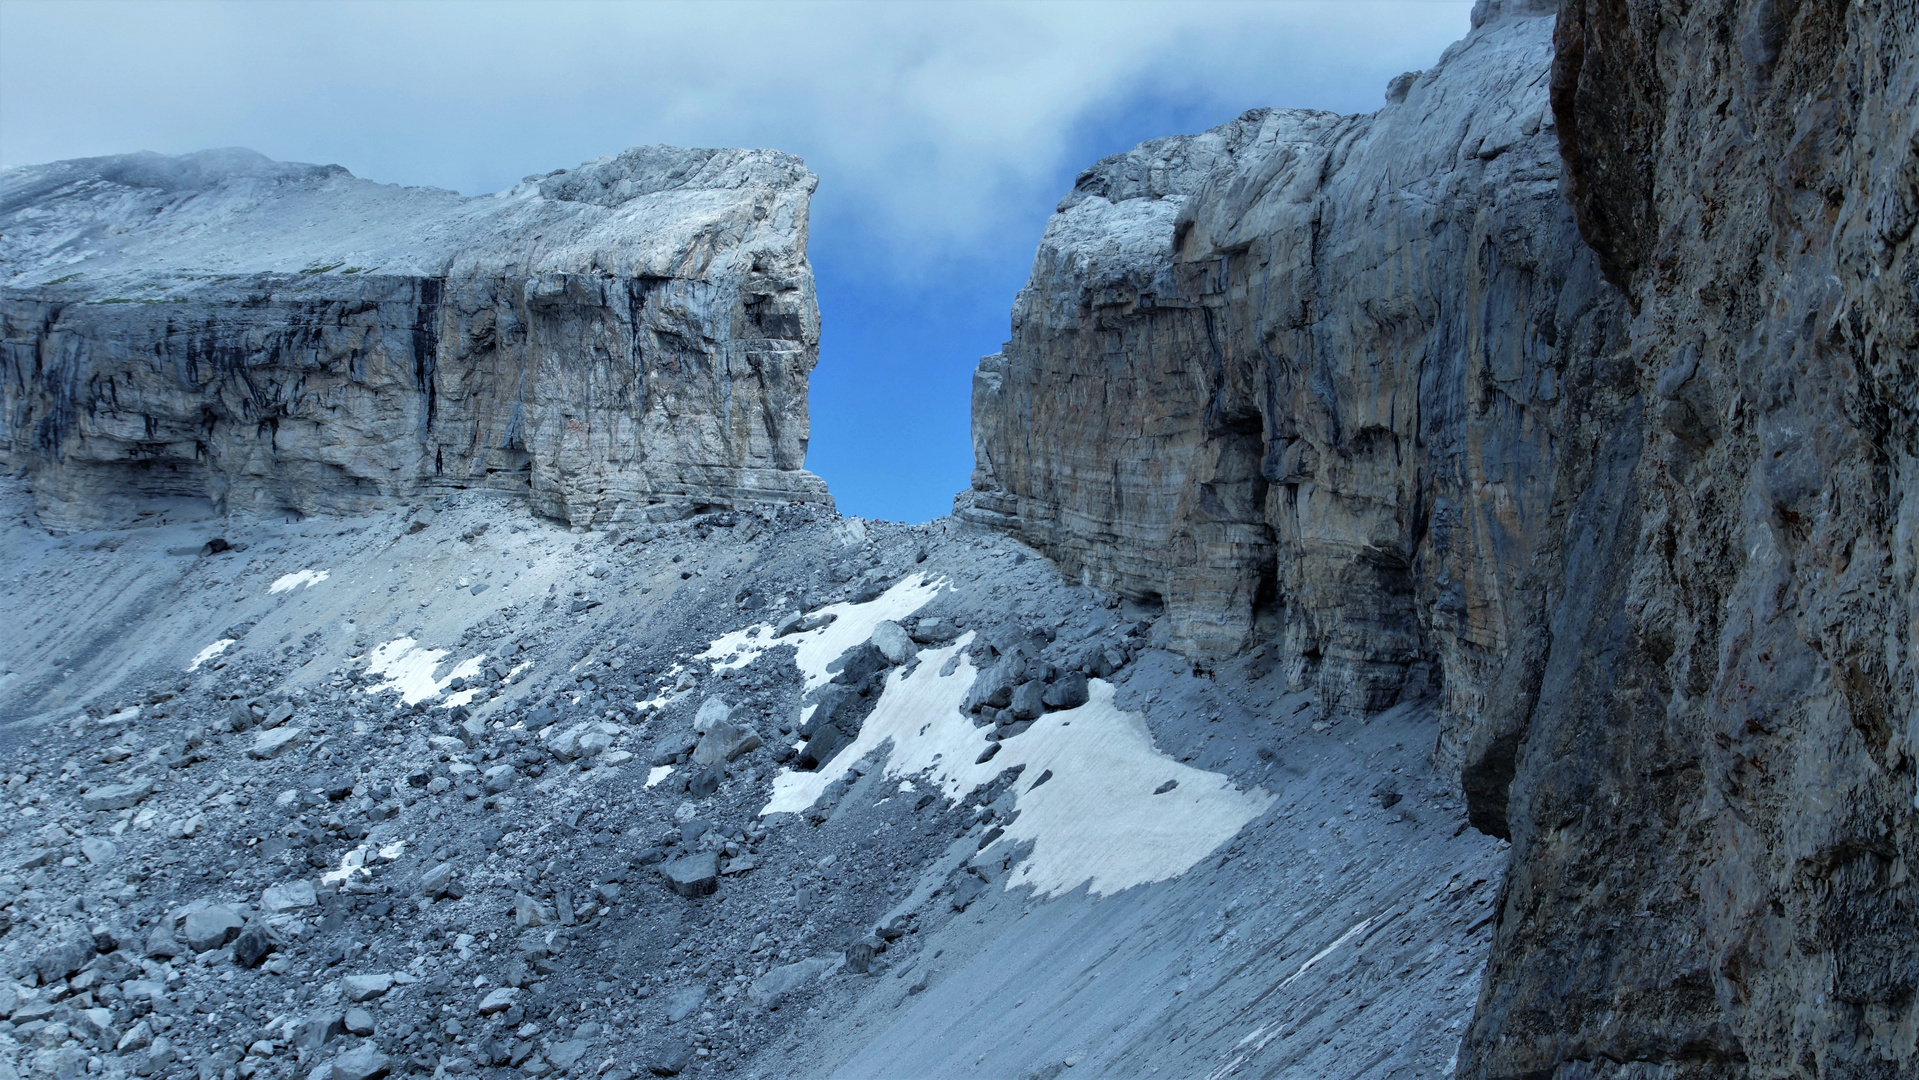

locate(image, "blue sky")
[[0, 0, 1476, 521]]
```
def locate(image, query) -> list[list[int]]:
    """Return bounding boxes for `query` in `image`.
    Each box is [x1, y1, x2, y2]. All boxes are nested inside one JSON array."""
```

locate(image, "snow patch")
[[696, 574, 945, 690], [759, 635, 1270, 898], [186, 639, 236, 672], [646, 766, 674, 788], [363, 637, 486, 706], [269, 569, 329, 594]]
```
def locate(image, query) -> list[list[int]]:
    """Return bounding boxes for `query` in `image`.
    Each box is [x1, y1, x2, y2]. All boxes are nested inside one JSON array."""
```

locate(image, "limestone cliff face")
[[0, 145, 831, 531], [965, 0, 1918, 1074], [1458, 2, 1919, 1077], [961, 0, 1628, 732]]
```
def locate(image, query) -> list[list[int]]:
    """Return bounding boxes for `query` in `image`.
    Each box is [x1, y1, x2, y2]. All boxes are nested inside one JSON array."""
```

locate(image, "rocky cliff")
[[1461, 1, 1919, 1077], [966, 0, 1919, 1076], [1, 145, 831, 531], [959, 0, 1626, 740]]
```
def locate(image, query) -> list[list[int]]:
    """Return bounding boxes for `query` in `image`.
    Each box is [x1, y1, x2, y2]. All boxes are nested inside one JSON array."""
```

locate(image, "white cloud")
[[0, 1, 1474, 273]]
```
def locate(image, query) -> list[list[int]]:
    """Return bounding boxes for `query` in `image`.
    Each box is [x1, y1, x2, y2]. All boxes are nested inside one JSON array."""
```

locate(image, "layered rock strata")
[[960, 0, 1626, 732], [0, 145, 831, 531]]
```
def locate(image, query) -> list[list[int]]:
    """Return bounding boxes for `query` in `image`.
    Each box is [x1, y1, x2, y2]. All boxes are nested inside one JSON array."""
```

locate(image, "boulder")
[[661, 852, 721, 899], [247, 727, 305, 759], [1042, 671, 1090, 710], [260, 880, 316, 914], [692, 696, 732, 733], [340, 973, 394, 1002], [80, 781, 153, 813], [182, 906, 244, 953], [692, 722, 762, 767], [869, 620, 917, 665], [1008, 680, 1047, 721]]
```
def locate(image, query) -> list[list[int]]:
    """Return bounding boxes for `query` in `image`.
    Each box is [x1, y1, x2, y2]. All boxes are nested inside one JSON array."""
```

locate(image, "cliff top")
[[0, 144, 817, 291]]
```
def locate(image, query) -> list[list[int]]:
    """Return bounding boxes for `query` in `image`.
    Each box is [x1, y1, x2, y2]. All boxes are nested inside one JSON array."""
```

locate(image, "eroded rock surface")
[[0, 145, 831, 531]]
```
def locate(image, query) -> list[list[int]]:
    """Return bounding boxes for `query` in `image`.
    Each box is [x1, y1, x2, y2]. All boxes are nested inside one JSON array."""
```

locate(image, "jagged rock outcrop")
[[1, 145, 832, 531], [1459, 2, 1919, 1077], [960, 0, 1627, 731]]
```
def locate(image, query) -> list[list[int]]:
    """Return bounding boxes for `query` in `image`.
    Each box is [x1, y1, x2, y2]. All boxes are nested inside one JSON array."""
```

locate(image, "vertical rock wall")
[[1458, 2, 1919, 1076], [0, 146, 832, 531]]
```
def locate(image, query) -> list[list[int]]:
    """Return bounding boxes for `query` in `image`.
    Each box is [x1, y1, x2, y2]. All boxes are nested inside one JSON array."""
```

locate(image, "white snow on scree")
[[268, 569, 330, 594], [363, 637, 485, 706], [749, 629, 1271, 898], [185, 638, 236, 672], [696, 574, 946, 689]]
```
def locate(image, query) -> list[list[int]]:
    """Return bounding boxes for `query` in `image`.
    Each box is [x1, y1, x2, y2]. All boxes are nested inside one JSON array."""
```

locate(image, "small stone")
[[647, 1045, 692, 1077], [117, 1021, 153, 1053], [661, 852, 720, 898], [78, 837, 118, 866], [182, 905, 245, 952], [1153, 779, 1178, 795], [483, 765, 517, 794], [1008, 681, 1046, 720], [248, 727, 306, 759], [664, 986, 706, 1023], [974, 743, 1001, 765], [341, 973, 395, 1002], [330, 1044, 391, 1080], [477, 987, 519, 1015], [692, 696, 732, 734], [144, 924, 184, 959], [548, 1040, 590, 1070], [1042, 671, 1089, 709], [232, 923, 278, 967], [343, 1008, 376, 1037], [34, 928, 96, 983], [80, 780, 153, 813], [294, 1014, 346, 1049], [746, 957, 833, 1006], [686, 765, 722, 799], [261, 880, 317, 913], [691, 722, 761, 767], [844, 939, 876, 974], [421, 863, 457, 898], [869, 621, 917, 665], [262, 701, 296, 730]]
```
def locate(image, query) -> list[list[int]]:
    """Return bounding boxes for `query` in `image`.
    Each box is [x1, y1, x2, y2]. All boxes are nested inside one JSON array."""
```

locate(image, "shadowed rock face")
[[0, 145, 832, 531], [960, 3, 1630, 730], [1459, 2, 1919, 1077]]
